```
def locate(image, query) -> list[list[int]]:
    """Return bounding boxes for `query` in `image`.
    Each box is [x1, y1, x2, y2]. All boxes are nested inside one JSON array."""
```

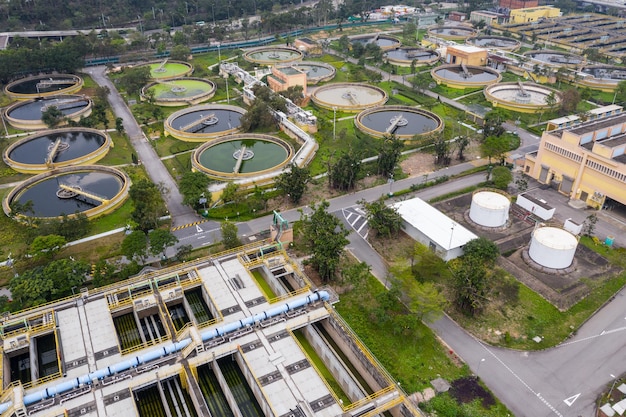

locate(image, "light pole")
[[199, 193, 208, 216], [477, 358, 486, 373], [333, 106, 337, 141], [609, 374, 619, 398], [449, 221, 456, 250], [211, 2, 216, 27]]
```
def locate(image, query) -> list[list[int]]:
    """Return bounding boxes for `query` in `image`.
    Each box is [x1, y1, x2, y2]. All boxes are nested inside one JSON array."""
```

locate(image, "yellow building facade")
[[267, 65, 307, 95], [509, 6, 561, 23], [444, 44, 488, 66], [524, 105, 626, 208]]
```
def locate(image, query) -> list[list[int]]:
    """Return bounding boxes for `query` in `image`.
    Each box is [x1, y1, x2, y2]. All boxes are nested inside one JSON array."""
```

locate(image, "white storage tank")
[[528, 227, 578, 269], [469, 191, 510, 227]]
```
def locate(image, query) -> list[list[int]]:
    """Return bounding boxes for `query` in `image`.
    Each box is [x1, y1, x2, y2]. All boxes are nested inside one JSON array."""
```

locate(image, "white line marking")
[[345, 212, 354, 221], [357, 222, 367, 233], [196, 225, 203, 233], [563, 393, 580, 406], [559, 325, 626, 347]]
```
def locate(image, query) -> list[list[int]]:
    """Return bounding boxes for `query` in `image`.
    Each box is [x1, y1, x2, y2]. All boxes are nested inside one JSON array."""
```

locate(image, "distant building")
[[499, 0, 538, 10], [414, 12, 440, 27], [524, 105, 626, 208], [509, 6, 561, 23], [294, 38, 321, 56], [267, 65, 307, 96], [448, 11, 467, 21], [392, 197, 478, 261], [470, 10, 508, 26], [444, 44, 488, 66]]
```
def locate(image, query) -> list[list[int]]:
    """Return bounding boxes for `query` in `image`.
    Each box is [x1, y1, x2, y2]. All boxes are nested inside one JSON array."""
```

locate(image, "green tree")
[[175, 244, 194, 262], [170, 44, 191, 61], [129, 179, 167, 232], [298, 201, 350, 282], [282, 85, 304, 105], [560, 88, 581, 115], [148, 229, 178, 259], [615, 80, 626, 105], [338, 34, 350, 52], [491, 165, 513, 190], [221, 182, 240, 204], [377, 135, 404, 177], [276, 164, 310, 204], [121, 230, 149, 263], [392, 270, 447, 321], [221, 221, 242, 249], [179, 171, 211, 208], [455, 135, 471, 161], [115, 117, 125, 135], [482, 109, 508, 139], [30, 234, 66, 260], [329, 151, 361, 191], [451, 255, 488, 316], [41, 106, 64, 128], [463, 237, 500, 266], [118, 66, 151, 96], [359, 197, 404, 239], [481, 136, 511, 164]]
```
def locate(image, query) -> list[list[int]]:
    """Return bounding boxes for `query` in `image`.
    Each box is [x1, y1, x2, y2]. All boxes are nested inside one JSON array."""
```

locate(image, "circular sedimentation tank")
[[528, 226, 577, 269], [4, 95, 92, 130], [290, 62, 336, 84], [577, 65, 626, 92], [3, 165, 129, 220], [431, 64, 501, 89], [141, 78, 216, 106], [468, 36, 520, 51], [385, 47, 440, 66], [355, 106, 443, 139], [311, 83, 388, 112], [523, 50, 584, 68], [5, 74, 83, 100], [469, 190, 510, 228], [138, 60, 194, 80], [243, 47, 303, 65], [427, 26, 477, 40], [350, 34, 401, 51], [164, 104, 246, 141], [484, 82, 562, 113], [192, 134, 294, 179], [4, 128, 112, 174]]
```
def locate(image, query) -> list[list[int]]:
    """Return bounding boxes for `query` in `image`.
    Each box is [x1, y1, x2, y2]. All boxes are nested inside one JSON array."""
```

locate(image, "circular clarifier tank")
[[484, 82, 562, 113], [141, 78, 216, 106], [243, 47, 303, 65], [4, 128, 112, 174], [192, 134, 294, 179], [5, 74, 83, 100], [3, 166, 129, 220], [137, 60, 194, 80], [577, 65, 626, 92], [523, 50, 584, 68], [311, 83, 388, 112], [431, 64, 501, 89], [355, 106, 443, 139], [469, 190, 510, 228], [528, 227, 578, 269], [164, 104, 246, 141], [350, 34, 401, 51], [468, 36, 520, 51], [290, 62, 336, 84], [385, 47, 440, 66], [5, 95, 92, 130], [428, 26, 477, 40]]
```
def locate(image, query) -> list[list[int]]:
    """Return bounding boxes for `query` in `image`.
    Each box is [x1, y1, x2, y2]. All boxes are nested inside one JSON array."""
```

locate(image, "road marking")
[[559, 325, 626, 347], [563, 393, 580, 406], [357, 222, 367, 233], [196, 224, 203, 233]]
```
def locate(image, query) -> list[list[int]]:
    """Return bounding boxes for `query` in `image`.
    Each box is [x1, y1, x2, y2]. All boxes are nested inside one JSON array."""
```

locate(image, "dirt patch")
[[450, 376, 496, 408]]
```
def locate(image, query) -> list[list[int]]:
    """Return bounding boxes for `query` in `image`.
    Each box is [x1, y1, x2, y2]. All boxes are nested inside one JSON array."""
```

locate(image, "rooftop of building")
[[567, 112, 626, 136]]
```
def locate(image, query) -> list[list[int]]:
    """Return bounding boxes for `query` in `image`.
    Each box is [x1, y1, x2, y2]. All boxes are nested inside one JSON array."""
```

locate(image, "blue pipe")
[[16, 291, 328, 410]]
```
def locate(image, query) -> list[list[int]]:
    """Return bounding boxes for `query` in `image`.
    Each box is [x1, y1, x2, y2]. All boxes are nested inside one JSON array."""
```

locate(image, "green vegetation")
[[251, 270, 277, 299]]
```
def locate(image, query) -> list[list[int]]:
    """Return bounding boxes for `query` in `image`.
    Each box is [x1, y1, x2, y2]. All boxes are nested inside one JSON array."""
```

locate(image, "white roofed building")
[[392, 197, 478, 261]]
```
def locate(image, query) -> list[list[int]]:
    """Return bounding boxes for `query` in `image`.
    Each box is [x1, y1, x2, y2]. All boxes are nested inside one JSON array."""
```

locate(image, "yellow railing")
[[23, 371, 62, 390], [359, 395, 406, 417], [121, 335, 169, 355], [267, 286, 310, 304], [175, 322, 194, 339], [237, 346, 281, 417], [106, 289, 154, 311], [344, 386, 395, 412]]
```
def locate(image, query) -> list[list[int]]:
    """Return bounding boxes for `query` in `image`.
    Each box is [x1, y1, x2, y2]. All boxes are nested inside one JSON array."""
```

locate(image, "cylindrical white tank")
[[528, 227, 577, 269], [469, 191, 510, 227]]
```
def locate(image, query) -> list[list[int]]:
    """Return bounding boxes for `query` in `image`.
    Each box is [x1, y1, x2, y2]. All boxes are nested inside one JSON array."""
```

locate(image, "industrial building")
[[393, 197, 478, 261], [0, 242, 421, 417], [524, 105, 626, 209], [508, 6, 561, 24], [443, 44, 488, 66]]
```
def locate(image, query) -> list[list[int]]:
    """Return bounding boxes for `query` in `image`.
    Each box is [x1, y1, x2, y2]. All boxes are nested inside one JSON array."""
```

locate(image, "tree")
[[560, 89, 581, 115], [451, 255, 488, 316], [339, 261, 370, 295], [582, 213, 598, 237], [338, 35, 350, 52], [359, 198, 404, 239], [129, 179, 167, 232], [175, 244, 194, 262], [329, 151, 361, 191], [491, 165, 513, 190], [433, 133, 451, 166], [221, 221, 242, 249], [455, 135, 471, 161], [298, 201, 349, 282], [482, 109, 507, 139], [463, 237, 500, 266], [394, 273, 447, 322], [481, 136, 511, 164], [121, 230, 148, 263], [179, 171, 211, 208], [276, 164, 310, 204], [115, 117, 125, 135], [30, 234, 66, 260], [118, 66, 151, 96], [377, 135, 404, 177], [41, 106, 64, 128], [282, 85, 304, 105], [170, 44, 191, 61], [149, 229, 178, 259], [221, 182, 240, 204], [615, 80, 626, 105]]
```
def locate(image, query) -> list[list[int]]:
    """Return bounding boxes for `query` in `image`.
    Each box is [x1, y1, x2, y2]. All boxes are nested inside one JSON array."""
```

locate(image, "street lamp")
[[609, 374, 619, 398], [449, 221, 456, 250], [199, 193, 208, 216], [477, 358, 486, 373], [333, 106, 337, 141]]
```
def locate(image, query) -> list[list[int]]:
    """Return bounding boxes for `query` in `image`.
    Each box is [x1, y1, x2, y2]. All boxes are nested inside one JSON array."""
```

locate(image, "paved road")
[[86, 66, 205, 228]]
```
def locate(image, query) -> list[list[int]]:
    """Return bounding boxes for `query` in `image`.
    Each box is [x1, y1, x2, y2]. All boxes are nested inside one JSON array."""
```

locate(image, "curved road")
[[86, 65, 204, 228]]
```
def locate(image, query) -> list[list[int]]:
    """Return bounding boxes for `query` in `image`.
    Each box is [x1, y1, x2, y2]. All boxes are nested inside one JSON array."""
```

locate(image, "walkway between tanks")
[[85, 66, 202, 228]]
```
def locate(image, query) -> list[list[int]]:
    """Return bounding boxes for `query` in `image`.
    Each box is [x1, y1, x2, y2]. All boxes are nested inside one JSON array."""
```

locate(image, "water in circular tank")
[[469, 191, 510, 227], [528, 227, 577, 269]]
